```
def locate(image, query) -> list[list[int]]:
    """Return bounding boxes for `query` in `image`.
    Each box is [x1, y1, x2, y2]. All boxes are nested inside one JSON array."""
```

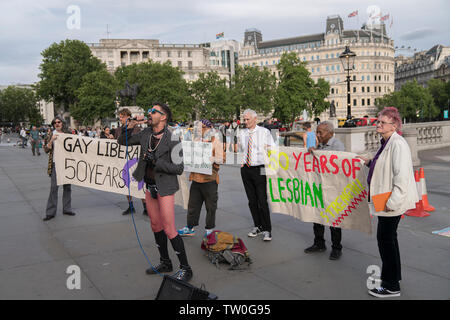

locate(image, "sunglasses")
[[147, 108, 165, 115]]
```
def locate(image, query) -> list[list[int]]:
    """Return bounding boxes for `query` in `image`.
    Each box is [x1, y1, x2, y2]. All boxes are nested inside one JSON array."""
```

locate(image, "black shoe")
[[173, 266, 193, 282], [329, 249, 342, 260], [368, 287, 401, 298], [146, 259, 173, 275], [63, 211, 76, 216], [304, 244, 326, 253], [43, 215, 55, 221], [122, 206, 135, 215]]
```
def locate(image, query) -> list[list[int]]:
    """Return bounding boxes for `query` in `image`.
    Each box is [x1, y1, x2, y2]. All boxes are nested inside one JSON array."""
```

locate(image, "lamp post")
[[339, 46, 356, 120]]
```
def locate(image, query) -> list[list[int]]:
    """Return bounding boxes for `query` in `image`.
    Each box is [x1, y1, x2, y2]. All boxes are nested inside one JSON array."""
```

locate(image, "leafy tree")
[[427, 78, 450, 118], [72, 69, 118, 125], [376, 79, 439, 122], [273, 52, 314, 124], [115, 61, 192, 121], [190, 71, 233, 120], [231, 65, 277, 118], [0, 86, 42, 125], [37, 39, 105, 115], [309, 78, 331, 118]]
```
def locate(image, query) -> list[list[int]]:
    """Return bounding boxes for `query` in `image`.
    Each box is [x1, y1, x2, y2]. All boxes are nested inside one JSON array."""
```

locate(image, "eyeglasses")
[[376, 120, 394, 125], [148, 108, 164, 115]]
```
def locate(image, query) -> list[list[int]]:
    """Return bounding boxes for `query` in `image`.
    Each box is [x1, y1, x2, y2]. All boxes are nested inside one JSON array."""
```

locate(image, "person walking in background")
[[178, 119, 225, 238], [42, 116, 75, 221], [20, 127, 27, 148], [304, 121, 345, 260], [239, 109, 276, 241], [30, 126, 41, 156], [302, 122, 317, 149], [358, 107, 419, 298]]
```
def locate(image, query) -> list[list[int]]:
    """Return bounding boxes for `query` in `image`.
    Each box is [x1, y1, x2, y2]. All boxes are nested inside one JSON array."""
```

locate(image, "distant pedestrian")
[[30, 126, 41, 156], [358, 107, 419, 298], [239, 109, 275, 241], [302, 122, 316, 149], [20, 127, 27, 148]]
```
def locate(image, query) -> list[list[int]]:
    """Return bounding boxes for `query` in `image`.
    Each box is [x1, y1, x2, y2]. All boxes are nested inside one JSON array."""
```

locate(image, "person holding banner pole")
[[117, 102, 193, 282], [240, 109, 276, 241], [358, 107, 419, 298], [42, 116, 75, 221], [178, 119, 225, 237], [305, 121, 345, 260], [115, 108, 147, 216]]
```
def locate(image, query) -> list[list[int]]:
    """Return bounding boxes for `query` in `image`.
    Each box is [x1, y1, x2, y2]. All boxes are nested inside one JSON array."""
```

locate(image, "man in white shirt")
[[20, 127, 27, 148], [239, 109, 276, 241]]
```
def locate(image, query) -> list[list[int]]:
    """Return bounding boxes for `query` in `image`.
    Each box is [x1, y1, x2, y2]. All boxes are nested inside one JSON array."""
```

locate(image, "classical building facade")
[[395, 45, 450, 90], [239, 15, 395, 119], [87, 38, 240, 83]]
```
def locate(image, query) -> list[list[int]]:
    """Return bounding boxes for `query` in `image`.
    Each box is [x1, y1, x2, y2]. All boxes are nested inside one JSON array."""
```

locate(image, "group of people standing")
[[40, 103, 417, 298]]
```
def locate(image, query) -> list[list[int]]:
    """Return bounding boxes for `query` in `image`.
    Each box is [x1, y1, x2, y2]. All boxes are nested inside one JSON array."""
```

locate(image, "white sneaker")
[[263, 231, 272, 241], [248, 227, 262, 238]]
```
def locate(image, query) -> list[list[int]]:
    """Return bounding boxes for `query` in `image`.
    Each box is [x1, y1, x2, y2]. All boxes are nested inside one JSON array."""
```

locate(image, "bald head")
[[316, 121, 334, 145]]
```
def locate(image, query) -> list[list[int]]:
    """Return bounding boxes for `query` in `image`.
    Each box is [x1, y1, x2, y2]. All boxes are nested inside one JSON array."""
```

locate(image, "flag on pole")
[[380, 14, 390, 21], [390, 16, 394, 28], [216, 32, 224, 39], [348, 10, 358, 18]]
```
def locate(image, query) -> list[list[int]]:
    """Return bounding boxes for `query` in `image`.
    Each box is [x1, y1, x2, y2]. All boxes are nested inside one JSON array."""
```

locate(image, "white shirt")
[[239, 125, 275, 166]]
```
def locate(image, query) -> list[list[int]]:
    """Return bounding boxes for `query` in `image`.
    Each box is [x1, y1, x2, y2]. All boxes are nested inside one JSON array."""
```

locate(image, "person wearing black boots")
[[117, 102, 192, 282]]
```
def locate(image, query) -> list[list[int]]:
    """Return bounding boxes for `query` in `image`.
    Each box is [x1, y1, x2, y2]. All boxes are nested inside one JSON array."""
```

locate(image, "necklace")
[[149, 132, 164, 152]]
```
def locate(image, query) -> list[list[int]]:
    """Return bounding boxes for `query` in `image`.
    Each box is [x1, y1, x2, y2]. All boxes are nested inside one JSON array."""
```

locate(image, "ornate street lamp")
[[339, 46, 356, 120]]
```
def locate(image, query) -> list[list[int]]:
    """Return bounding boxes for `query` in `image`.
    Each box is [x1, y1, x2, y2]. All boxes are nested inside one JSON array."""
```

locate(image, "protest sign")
[[266, 147, 372, 234], [182, 141, 213, 175], [53, 133, 188, 209]]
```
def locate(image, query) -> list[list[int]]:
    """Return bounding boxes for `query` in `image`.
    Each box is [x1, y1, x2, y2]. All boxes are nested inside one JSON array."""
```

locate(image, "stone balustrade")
[[282, 121, 450, 166]]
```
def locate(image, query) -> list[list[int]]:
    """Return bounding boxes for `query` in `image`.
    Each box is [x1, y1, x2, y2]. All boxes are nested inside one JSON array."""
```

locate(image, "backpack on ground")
[[201, 230, 252, 270]]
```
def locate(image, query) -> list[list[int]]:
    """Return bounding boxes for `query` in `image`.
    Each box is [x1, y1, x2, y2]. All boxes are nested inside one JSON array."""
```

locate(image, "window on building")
[[374, 86, 377, 92], [188, 61, 193, 70], [178, 61, 182, 68], [353, 99, 357, 106], [167, 51, 171, 57], [362, 99, 365, 106], [367, 99, 371, 105], [353, 87, 357, 93], [188, 51, 192, 58], [367, 87, 370, 93], [178, 51, 182, 58]]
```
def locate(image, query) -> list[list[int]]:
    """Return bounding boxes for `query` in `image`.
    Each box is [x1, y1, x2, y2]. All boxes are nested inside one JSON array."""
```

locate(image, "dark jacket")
[[117, 125, 184, 196]]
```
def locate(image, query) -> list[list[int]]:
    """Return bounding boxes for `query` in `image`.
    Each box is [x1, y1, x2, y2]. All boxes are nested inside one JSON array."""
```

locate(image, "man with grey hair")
[[305, 121, 345, 260], [240, 109, 276, 241]]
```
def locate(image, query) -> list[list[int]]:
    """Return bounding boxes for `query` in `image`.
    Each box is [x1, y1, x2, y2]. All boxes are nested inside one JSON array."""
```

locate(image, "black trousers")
[[377, 215, 402, 291], [240, 165, 272, 232], [187, 181, 218, 230], [313, 223, 342, 250]]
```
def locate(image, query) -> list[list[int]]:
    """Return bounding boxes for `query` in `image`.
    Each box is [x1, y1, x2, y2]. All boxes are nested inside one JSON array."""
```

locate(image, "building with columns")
[[87, 38, 240, 83], [239, 15, 395, 120]]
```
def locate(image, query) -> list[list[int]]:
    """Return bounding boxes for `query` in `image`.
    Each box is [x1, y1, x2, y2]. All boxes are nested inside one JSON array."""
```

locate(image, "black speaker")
[[155, 275, 217, 300]]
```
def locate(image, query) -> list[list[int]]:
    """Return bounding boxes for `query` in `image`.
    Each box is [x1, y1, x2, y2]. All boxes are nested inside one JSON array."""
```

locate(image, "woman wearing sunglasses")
[[43, 116, 76, 221], [117, 102, 193, 282]]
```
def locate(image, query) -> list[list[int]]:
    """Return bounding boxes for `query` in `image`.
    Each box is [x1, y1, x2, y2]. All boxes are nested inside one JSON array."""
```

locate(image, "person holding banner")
[[240, 109, 276, 241], [42, 116, 75, 221], [117, 102, 193, 282], [305, 121, 345, 260], [115, 108, 147, 216], [178, 119, 225, 237], [358, 107, 419, 298]]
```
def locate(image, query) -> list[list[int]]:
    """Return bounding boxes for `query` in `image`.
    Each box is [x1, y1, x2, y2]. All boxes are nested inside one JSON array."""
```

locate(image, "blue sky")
[[1, 0, 449, 85]]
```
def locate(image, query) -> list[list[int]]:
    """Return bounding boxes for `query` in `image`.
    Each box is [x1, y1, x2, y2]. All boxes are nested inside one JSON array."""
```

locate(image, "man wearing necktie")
[[239, 109, 276, 241]]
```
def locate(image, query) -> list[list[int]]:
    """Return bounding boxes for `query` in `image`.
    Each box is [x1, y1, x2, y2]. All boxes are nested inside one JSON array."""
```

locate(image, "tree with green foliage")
[[274, 52, 329, 125], [71, 69, 118, 125], [376, 79, 439, 122], [231, 65, 277, 119], [427, 78, 450, 119], [37, 39, 105, 116], [115, 61, 192, 121], [190, 71, 233, 120], [0, 86, 43, 125]]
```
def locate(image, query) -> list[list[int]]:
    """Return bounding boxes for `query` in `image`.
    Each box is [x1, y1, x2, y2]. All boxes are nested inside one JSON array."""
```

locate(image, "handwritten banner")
[[53, 133, 188, 208], [266, 147, 372, 234], [182, 141, 213, 175]]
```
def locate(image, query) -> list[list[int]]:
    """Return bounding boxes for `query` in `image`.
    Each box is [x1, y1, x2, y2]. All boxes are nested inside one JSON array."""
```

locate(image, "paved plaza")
[[0, 135, 449, 300]]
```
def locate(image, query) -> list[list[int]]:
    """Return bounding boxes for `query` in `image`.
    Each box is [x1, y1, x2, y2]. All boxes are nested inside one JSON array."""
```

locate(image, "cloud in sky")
[[0, 0, 449, 85]]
